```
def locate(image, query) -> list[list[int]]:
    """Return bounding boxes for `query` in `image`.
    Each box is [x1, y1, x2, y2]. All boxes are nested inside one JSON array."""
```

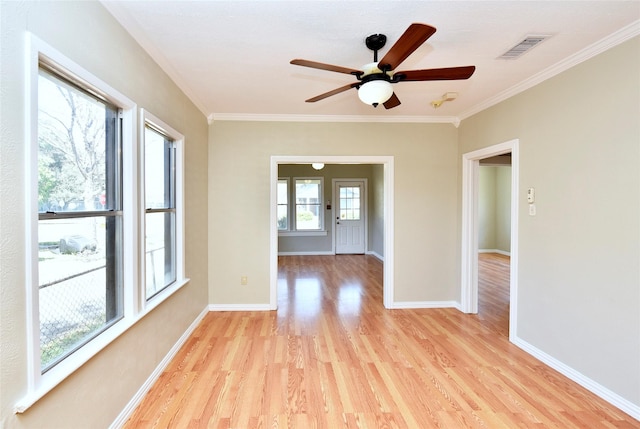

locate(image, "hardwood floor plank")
[[123, 254, 640, 428]]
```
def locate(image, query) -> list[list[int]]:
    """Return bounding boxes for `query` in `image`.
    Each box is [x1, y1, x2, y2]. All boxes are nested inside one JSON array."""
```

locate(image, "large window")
[[22, 35, 188, 410], [295, 178, 323, 230], [37, 66, 123, 371]]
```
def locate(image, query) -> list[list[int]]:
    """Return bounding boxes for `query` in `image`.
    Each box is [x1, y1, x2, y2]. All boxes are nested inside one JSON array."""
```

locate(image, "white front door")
[[334, 180, 365, 254]]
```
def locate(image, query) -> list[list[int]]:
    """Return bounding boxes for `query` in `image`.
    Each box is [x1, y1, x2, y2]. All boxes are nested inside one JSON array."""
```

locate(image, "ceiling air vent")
[[498, 35, 551, 59]]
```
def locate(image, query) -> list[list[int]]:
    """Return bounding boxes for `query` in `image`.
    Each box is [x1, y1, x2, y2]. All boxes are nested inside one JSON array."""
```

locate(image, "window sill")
[[278, 230, 327, 237], [15, 278, 190, 414]]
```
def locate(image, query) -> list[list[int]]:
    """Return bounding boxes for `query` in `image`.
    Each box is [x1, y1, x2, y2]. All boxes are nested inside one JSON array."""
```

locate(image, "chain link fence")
[[39, 252, 107, 369]]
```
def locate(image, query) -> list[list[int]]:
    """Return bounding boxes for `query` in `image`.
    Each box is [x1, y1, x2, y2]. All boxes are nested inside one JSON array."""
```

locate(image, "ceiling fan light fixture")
[[357, 80, 393, 107]]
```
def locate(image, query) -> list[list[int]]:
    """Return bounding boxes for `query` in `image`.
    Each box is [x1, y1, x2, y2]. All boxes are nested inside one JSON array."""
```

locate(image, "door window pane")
[[339, 186, 361, 220]]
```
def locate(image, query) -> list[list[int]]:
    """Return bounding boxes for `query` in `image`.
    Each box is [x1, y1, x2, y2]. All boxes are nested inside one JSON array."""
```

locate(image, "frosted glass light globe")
[[357, 80, 393, 107]]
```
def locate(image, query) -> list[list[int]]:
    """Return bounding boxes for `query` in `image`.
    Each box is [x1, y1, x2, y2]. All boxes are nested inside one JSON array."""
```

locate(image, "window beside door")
[[277, 177, 325, 233]]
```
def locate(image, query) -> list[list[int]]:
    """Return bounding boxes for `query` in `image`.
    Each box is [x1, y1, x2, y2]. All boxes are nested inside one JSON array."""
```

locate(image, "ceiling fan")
[[290, 23, 476, 109]]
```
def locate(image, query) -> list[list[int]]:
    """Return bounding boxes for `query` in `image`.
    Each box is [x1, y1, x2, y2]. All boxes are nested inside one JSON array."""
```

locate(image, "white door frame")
[[271, 156, 395, 309], [332, 178, 367, 254], [460, 139, 519, 342]]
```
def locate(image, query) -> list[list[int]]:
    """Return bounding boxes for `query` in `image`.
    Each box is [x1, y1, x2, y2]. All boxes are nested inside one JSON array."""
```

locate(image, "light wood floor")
[[123, 254, 639, 428]]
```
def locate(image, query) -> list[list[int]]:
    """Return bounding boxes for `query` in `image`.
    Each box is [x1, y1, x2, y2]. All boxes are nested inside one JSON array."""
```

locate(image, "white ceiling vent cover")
[[498, 35, 552, 59]]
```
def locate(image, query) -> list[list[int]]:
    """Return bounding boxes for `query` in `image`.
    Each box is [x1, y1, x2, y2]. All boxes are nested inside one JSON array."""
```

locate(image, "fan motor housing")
[[365, 34, 387, 52]]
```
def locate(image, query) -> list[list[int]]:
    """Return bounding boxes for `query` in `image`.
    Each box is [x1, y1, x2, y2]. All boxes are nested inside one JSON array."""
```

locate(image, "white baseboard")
[[208, 303, 273, 311], [391, 301, 460, 310], [512, 336, 640, 421], [277, 251, 335, 256], [366, 250, 384, 262], [109, 306, 209, 429], [479, 248, 511, 256]]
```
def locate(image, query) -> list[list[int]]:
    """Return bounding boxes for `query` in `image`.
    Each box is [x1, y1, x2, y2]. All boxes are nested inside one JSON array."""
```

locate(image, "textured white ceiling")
[[102, 1, 639, 122]]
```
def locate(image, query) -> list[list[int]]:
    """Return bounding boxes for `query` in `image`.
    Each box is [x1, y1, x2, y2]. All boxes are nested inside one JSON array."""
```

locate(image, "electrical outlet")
[[240, 276, 248, 285]]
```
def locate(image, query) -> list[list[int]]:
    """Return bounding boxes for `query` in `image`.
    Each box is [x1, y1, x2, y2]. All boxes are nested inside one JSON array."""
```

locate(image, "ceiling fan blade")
[[383, 92, 401, 109], [378, 23, 436, 71], [305, 83, 358, 102], [397, 66, 476, 81], [291, 59, 362, 75]]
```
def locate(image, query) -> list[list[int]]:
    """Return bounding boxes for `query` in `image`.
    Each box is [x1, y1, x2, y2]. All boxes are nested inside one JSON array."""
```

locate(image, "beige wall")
[[494, 166, 511, 252], [0, 2, 208, 427], [479, 167, 498, 249], [459, 37, 640, 406], [209, 121, 460, 304], [479, 166, 511, 253]]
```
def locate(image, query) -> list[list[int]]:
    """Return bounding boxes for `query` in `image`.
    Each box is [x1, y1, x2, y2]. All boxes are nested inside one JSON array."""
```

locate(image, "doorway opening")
[[270, 156, 395, 310], [461, 139, 519, 342]]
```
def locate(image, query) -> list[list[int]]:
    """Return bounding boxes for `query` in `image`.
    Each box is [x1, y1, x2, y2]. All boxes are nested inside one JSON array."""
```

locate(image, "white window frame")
[[17, 33, 188, 413], [293, 176, 324, 232], [278, 176, 327, 237], [277, 177, 290, 231], [140, 109, 187, 312]]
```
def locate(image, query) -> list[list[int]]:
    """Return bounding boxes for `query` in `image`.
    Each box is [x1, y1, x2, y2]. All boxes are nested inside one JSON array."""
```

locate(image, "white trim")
[[382, 160, 394, 309], [208, 304, 273, 312], [19, 33, 139, 413], [479, 249, 511, 257], [108, 306, 209, 429], [101, 1, 210, 118], [278, 231, 327, 237], [271, 156, 394, 310], [24, 29, 40, 397], [278, 251, 335, 256], [512, 336, 640, 421], [391, 301, 461, 310], [139, 279, 191, 316], [366, 250, 384, 262], [459, 20, 640, 121], [210, 113, 460, 125], [460, 139, 519, 346]]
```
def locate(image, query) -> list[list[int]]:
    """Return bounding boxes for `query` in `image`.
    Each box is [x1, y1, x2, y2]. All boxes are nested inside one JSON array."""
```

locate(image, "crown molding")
[[459, 19, 640, 121], [100, 1, 210, 118], [208, 113, 460, 125]]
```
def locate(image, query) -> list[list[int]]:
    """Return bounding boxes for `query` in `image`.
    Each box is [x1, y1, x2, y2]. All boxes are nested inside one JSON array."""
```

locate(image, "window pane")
[[277, 179, 288, 230], [295, 179, 322, 230], [145, 127, 174, 209], [37, 69, 122, 371], [277, 180, 288, 204], [38, 70, 109, 213], [277, 205, 288, 230], [146, 211, 176, 298], [339, 186, 361, 220], [38, 216, 122, 370], [296, 204, 321, 230]]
